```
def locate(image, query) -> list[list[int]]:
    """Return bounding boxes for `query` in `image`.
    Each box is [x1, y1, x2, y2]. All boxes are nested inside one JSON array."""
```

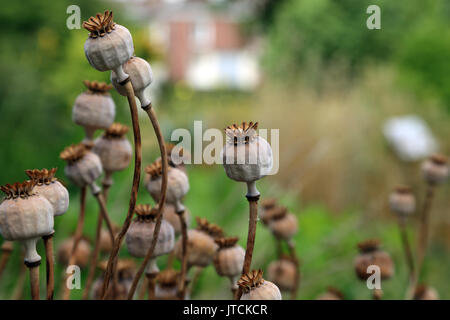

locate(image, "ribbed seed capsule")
[[238, 269, 282, 300], [25, 168, 69, 217], [57, 237, 91, 268], [354, 239, 394, 281], [162, 204, 191, 236], [60, 143, 103, 189], [111, 56, 153, 108], [267, 256, 298, 292], [0, 181, 54, 263], [83, 11, 134, 83], [155, 269, 181, 300], [421, 154, 448, 185], [267, 207, 298, 242], [174, 217, 223, 268], [389, 186, 416, 218], [72, 80, 116, 141], [213, 237, 245, 288]]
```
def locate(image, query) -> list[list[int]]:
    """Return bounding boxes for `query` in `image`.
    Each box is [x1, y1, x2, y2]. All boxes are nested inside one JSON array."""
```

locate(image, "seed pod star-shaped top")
[[222, 121, 273, 186], [83, 10, 134, 83], [238, 269, 281, 300]]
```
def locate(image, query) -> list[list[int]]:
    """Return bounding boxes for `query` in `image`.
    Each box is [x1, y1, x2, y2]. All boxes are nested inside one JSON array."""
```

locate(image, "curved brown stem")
[[177, 210, 188, 299], [61, 186, 87, 300], [126, 103, 169, 300], [0, 241, 13, 281], [236, 194, 260, 300], [138, 276, 148, 300], [188, 266, 204, 297], [27, 262, 41, 300], [146, 273, 157, 300], [398, 219, 415, 282], [43, 232, 55, 300], [101, 80, 141, 300]]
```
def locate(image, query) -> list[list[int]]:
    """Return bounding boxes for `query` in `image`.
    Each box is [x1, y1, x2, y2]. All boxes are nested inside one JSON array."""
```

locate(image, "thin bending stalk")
[[127, 103, 169, 300], [287, 241, 300, 300], [177, 210, 188, 299], [398, 219, 415, 282], [27, 262, 40, 300], [62, 186, 87, 300], [236, 192, 260, 300], [43, 232, 55, 299], [82, 182, 110, 300], [101, 79, 142, 299]]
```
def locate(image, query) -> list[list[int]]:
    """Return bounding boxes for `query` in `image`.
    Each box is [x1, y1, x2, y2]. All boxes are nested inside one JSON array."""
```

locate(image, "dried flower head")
[[83, 11, 116, 38], [103, 123, 129, 139], [238, 269, 264, 294], [422, 153, 449, 185], [134, 204, 157, 220], [145, 160, 165, 179], [215, 236, 239, 249], [60, 144, 88, 164], [1, 180, 36, 200], [195, 217, 224, 238], [157, 269, 179, 287], [83, 80, 113, 95], [25, 168, 58, 185], [261, 198, 277, 210], [357, 239, 380, 253], [225, 121, 259, 145], [413, 284, 439, 300], [325, 287, 344, 299]]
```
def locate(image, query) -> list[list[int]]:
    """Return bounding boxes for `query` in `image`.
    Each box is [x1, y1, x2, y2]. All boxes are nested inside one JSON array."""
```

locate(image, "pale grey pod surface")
[[34, 182, 69, 216], [422, 159, 449, 184], [93, 136, 132, 173], [64, 151, 103, 187], [267, 260, 297, 291], [240, 281, 282, 300], [222, 136, 273, 183], [111, 56, 153, 107], [174, 229, 218, 267], [126, 219, 175, 258], [146, 168, 189, 205], [0, 195, 54, 241], [84, 24, 134, 73], [72, 92, 115, 132], [268, 213, 298, 241], [155, 285, 177, 300], [389, 192, 416, 216], [214, 245, 245, 278]]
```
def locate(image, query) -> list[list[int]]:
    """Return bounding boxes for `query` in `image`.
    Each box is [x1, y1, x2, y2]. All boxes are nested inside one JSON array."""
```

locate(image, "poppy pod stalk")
[[93, 260, 136, 300], [72, 80, 116, 141], [221, 122, 274, 299], [93, 122, 132, 187], [83, 11, 134, 83], [354, 239, 394, 281], [213, 237, 245, 294], [111, 56, 153, 108], [0, 181, 54, 300], [238, 269, 282, 300], [25, 167, 69, 299]]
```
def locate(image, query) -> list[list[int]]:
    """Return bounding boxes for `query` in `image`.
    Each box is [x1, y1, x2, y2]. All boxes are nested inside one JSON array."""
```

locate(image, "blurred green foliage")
[[263, 0, 450, 109]]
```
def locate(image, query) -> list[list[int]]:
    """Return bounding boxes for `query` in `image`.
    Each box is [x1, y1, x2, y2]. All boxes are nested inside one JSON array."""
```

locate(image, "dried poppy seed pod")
[[60, 143, 103, 192], [93, 123, 132, 186], [421, 154, 448, 185], [238, 269, 282, 300], [72, 80, 116, 141], [259, 198, 278, 225], [25, 168, 69, 217], [174, 217, 223, 268], [156, 144, 189, 173], [222, 122, 273, 196], [57, 236, 91, 268], [267, 207, 298, 242], [413, 284, 439, 300], [354, 239, 394, 281], [162, 204, 191, 235], [83, 11, 134, 83], [0, 181, 54, 263], [267, 255, 298, 292], [316, 287, 344, 300], [99, 224, 119, 253], [389, 186, 416, 218], [155, 269, 184, 300], [111, 56, 153, 108], [213, 237, 245, 288], [145, 160, 189, 212], [125, 204, 175, 259]]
